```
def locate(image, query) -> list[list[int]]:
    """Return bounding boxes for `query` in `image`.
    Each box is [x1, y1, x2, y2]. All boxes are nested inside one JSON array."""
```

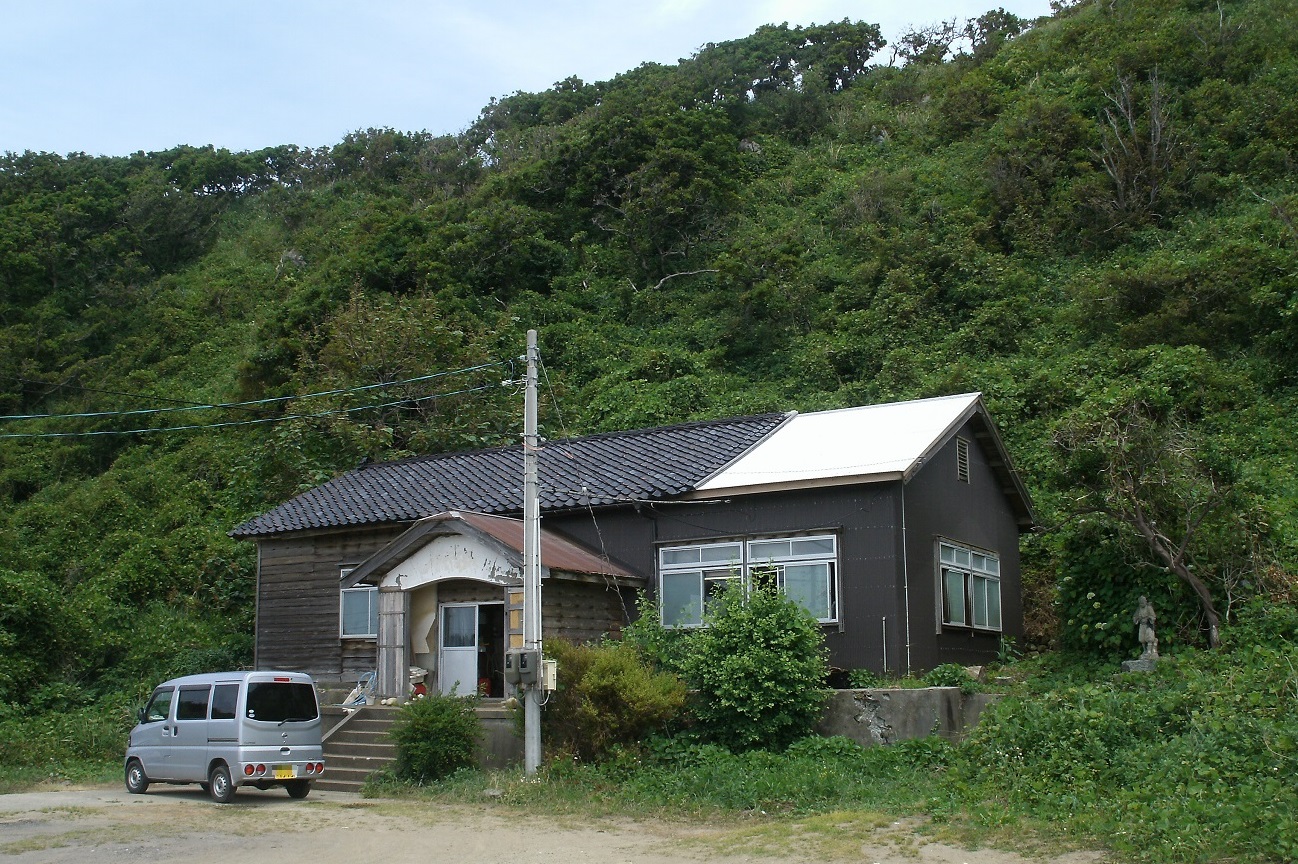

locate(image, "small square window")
[[341, 586, 379, 638]]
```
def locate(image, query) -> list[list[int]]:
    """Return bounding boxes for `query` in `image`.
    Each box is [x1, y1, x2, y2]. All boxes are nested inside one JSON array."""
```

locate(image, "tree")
[[1055, 398, 1267, 649], [962, 8, 1028, 61], [690, 20, 886, 100], [892, 20, 961, 65], [1093, 69, 1188, 224]]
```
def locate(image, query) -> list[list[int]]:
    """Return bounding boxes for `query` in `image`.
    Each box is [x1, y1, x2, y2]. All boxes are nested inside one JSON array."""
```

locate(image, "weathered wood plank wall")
[[255, 525, 404, 684]]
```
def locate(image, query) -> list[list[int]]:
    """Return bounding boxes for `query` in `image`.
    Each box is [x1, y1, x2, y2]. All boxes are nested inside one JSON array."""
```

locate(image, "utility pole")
[[522, 329, 542, 775]]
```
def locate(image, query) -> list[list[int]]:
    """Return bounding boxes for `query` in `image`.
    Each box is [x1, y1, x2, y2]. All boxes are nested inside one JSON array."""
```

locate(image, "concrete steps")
[[315, 700, 523, 792], [317, 706, 399, 793]]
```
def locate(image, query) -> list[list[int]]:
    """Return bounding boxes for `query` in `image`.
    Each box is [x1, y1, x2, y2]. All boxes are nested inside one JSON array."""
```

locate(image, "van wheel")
[[285, 780, 310, 799], [208, 764, 236, 804], [125, 759, 149, 794]]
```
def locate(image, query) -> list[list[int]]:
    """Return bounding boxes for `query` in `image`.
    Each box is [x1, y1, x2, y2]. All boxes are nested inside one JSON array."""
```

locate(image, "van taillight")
[[243, 764, 255, 776], [316, 762, 325, 773], [274, 677, 290, 682]]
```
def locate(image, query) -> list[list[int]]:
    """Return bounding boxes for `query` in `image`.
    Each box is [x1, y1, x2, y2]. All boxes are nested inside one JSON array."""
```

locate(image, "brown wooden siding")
[[542, 579, 635, 645], [255, 524, 405, 684], [340, 640, 376, 682], [438, 582, 508, 605]]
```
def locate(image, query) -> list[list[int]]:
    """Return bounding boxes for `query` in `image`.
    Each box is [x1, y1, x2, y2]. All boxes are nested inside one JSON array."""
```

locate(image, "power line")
[[0, 381, 505, 440], [0, 361, 510, 422], [537, 356, 632, 621], [1, 376, 265, 415], [538, 358, 568, 434]]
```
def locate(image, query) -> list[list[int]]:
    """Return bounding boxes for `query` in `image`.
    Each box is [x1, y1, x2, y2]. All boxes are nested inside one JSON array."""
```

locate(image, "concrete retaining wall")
[[816, 687, 998, 746], [477, 704, 524, 769], [331, 687, 999, 772]]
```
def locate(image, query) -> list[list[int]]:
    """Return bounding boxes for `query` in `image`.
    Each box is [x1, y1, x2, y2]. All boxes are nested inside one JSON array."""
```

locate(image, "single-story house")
[[232, 392, 1034, 698]]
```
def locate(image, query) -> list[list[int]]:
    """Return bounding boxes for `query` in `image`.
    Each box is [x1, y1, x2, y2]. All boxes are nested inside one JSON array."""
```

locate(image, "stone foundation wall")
[[816, 687, 998, 746]]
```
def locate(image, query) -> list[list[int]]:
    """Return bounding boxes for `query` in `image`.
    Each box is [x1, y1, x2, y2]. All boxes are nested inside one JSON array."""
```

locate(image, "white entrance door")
[[439, 604, 481, 696]]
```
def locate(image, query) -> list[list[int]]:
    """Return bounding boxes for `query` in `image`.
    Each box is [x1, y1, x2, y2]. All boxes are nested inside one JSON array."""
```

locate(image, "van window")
[[176, 686, 211, 721], [245, 682, 318, 723], [143, 688, 174, 723], [211, 683, 239, 720]]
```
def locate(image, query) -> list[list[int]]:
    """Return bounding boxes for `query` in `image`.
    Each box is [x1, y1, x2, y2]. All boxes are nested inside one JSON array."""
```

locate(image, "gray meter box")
[[504, 649, 539, 685]]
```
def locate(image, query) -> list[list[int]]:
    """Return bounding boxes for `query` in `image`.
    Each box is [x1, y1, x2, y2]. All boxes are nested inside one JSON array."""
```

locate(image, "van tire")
[[125, 759, 149, 794], [208, 764, 235, 804], [285, 780, 310, 799]]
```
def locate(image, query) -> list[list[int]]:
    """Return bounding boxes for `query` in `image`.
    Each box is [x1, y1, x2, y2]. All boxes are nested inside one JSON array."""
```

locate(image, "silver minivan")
[[124, 670, 325, 803]]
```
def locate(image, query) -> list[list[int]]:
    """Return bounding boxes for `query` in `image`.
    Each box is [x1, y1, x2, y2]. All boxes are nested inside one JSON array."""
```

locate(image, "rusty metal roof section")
[[231, 413, 789, 538], [456, 511, 640, 583], [340, 511, 641, 588]]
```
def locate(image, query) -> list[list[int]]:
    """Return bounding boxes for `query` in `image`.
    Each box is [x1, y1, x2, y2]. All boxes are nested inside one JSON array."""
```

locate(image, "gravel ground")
[[0, 784, 1107, 864]]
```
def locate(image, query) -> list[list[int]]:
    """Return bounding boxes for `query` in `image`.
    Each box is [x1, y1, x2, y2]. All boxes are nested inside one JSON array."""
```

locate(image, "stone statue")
[[1133, 595, 1159, 660]]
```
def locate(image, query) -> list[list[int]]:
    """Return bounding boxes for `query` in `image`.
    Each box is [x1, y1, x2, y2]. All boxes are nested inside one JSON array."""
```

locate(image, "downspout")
[[253, 544, 262, 669], [881, 616, 887, 676], [900, 484, 913, 676]]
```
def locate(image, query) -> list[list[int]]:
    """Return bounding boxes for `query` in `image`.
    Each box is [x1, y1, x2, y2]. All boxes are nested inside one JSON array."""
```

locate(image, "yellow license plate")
[[273, 765, 295, 779]]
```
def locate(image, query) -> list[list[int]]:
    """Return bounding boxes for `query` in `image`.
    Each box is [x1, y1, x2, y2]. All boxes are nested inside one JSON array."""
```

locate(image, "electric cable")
[[536, 357, 633, 623], [0, 381, 504, 439], [1, 375, 265, 415], [0, 361, 509, 422]]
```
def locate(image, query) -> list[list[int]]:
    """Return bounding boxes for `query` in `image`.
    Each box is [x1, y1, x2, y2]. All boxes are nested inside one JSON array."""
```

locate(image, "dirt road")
[[0, 784, 1105, 864]]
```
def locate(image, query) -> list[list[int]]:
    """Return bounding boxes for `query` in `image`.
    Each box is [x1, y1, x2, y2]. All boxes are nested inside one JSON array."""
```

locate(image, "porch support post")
[[376, 587, 408, 698]]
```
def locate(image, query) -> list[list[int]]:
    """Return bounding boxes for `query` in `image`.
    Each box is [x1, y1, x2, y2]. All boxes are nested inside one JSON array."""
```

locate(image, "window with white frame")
[[340, 585, 379, 638], [939, 541, 1001, 631], [658, 535, 838, 627]]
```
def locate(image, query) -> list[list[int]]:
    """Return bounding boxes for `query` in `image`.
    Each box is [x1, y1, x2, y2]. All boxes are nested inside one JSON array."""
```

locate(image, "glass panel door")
[[439, 604, 479, 695]]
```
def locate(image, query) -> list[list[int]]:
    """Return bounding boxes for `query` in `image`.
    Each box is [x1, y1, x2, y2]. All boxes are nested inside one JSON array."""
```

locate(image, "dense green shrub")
[[620, 592, 695, 676], [951, 603, 1298, 863], [542, 638, 687, 762], [387, 693, 482, 783], [576, 732, 951, 814], [680, 582, 829, 753], [847, 668, 884, 688], [0, 695, 134, 768], [921, 663, 978, 693], [0, 569, 78, 703]]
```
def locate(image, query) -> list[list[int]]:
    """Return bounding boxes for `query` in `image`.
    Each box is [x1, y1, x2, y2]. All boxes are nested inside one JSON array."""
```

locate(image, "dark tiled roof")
[[231, 413, 788, 538]]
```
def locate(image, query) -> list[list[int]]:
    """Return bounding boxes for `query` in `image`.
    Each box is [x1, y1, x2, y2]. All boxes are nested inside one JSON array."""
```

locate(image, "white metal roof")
[[693, 392, 983, 496]]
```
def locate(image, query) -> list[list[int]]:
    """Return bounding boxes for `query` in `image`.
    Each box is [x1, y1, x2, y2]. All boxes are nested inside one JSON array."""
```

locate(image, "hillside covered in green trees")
[[1, 0, 1295, 773]]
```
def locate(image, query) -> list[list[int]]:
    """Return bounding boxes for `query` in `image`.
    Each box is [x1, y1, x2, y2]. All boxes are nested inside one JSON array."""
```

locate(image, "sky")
[[1, 0, 1056, 159]]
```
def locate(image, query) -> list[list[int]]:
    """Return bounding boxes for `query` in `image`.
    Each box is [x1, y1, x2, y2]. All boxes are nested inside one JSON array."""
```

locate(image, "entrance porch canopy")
[[341, 511, 642, 696]]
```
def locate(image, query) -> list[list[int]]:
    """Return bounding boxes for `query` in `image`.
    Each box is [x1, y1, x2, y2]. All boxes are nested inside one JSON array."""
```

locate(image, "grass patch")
[[0, 816, 156, 855], [0, 761, 121, 794], [679, 810, 898, 860], [366, 735, 952, 819]]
